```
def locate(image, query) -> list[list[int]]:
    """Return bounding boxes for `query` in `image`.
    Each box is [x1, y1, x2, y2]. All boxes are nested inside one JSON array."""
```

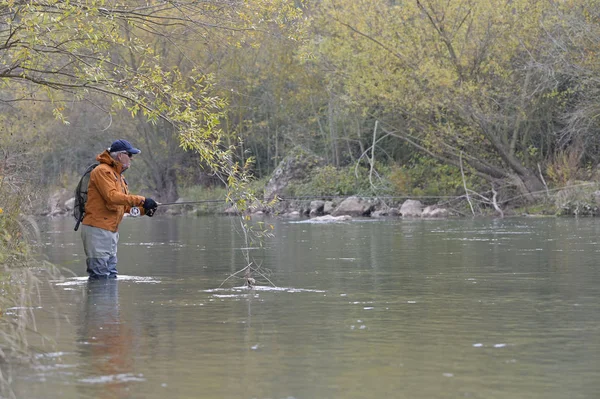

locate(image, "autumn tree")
[[0, 1, 307, 198], [309, 0, 590, 201], [535, 0, 600, 177]]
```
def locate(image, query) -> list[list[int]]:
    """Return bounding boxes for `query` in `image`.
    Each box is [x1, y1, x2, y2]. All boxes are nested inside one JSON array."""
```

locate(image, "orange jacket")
[[82, 151, 146, 232]]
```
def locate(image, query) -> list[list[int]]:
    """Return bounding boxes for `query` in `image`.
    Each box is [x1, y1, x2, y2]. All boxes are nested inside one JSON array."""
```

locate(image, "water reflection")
[[78, 280, 139, 398]]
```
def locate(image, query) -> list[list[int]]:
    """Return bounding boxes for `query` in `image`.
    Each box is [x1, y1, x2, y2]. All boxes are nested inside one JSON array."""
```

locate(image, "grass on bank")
[[284, 158, 482, 200], [0, 191, 61, 399]]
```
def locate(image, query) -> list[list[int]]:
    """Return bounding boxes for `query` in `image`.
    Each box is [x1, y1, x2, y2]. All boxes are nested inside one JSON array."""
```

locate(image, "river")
[[9, 216, 600, 398]]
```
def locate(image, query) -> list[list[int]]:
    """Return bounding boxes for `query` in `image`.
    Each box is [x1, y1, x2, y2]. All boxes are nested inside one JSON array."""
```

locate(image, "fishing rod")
[[156, 194, 462, 206], [157, 200, 225, 206], [278, 195, 459, 201]]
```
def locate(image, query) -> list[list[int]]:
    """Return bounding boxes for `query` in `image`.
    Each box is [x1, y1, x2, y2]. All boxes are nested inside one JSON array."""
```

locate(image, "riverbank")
[[41, 147, 600, 220]]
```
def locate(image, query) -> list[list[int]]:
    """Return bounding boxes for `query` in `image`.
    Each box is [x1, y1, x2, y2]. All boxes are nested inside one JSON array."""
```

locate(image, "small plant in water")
[[219, 190, 277, 289], [180, 134, 278, 289]]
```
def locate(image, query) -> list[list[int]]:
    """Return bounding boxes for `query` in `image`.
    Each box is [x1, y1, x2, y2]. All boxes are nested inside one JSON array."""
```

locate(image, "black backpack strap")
[[73, 162, 99, 231]]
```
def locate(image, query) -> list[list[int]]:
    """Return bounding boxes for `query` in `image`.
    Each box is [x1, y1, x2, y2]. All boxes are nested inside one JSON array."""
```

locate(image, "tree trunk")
[[154, 167, 179, 204], [512, 172, 545, 203]]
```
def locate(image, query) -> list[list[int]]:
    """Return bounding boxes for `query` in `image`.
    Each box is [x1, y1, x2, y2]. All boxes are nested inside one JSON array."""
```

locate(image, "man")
[[81, 139, 158, 279]]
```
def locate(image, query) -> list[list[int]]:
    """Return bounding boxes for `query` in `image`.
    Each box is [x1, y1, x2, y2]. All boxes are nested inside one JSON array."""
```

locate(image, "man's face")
[[117, 151, 133, 171]]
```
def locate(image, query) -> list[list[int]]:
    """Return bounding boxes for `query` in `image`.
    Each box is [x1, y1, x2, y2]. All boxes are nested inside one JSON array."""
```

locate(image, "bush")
[[554, 183, 600, 216], [280, 156, 486, 201], [389, 156, 483, 198], [287, 165, 373, 197], [0, 197, 32, 266]]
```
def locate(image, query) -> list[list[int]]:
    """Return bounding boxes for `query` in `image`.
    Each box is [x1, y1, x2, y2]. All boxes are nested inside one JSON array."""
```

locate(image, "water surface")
[[11, 216, 600, 398]]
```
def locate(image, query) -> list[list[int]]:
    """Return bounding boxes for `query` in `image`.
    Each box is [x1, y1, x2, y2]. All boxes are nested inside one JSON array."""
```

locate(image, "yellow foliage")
[[546, 151, 583, 187], [387, 165, 411, 195], [314, 0, 547, 111]]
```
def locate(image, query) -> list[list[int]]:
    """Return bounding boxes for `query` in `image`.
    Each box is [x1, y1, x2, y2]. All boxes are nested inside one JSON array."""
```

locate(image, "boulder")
[[282, 211, 301, 218], [371, 210, 387, 218], [323, 201, 335, 215], [371, 206, 400, 218], [400, 199, 423, 217], [47, 189, 71, 216], [331, 196, 375, 217], [264, 147, 325, 201], [388, 208, 400, 216]]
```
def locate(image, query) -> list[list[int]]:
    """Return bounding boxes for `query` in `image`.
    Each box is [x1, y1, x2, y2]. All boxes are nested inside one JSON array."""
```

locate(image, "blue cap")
[[108, 139, 141, 154]]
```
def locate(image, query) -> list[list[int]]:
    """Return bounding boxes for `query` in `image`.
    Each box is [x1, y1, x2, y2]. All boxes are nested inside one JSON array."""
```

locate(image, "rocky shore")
[[43, 188, 453, 220]]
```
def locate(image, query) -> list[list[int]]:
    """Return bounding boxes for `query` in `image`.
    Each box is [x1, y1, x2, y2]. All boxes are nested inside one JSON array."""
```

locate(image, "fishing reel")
[[129, 206, 141, 217]]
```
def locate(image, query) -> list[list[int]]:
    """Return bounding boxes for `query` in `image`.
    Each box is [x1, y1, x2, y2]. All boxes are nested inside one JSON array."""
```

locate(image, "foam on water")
[[34, 352, 72, 359], [289, 219, 351, 224], [79, 373, 146, 384], [205, 286, 326, 293], [33, 364, 78, 372], [53, 275, 161, 286]]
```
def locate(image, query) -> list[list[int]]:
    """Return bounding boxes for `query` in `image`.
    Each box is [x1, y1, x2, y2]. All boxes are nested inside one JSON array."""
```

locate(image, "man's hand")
[[143, 197, 158, 217]]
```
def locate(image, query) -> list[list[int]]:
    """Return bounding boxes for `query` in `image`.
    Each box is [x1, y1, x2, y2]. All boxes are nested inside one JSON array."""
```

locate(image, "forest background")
[[3, 0, 600, 256], [4, 0, 600, 216]]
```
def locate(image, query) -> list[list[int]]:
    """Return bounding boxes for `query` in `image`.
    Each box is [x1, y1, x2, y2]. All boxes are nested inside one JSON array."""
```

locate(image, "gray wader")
[[81, 224, 119, 278]]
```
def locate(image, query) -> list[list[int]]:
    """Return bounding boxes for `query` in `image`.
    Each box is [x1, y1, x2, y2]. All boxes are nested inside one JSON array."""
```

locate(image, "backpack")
[[73, 163, 99, 231]]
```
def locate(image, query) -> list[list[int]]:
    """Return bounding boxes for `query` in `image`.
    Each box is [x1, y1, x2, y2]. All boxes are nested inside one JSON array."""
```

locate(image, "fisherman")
[[81, 139, 158, 279]]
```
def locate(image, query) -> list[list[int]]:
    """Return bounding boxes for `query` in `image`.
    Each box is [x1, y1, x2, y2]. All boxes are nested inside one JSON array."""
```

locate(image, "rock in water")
[[400, 200, 423, 217]]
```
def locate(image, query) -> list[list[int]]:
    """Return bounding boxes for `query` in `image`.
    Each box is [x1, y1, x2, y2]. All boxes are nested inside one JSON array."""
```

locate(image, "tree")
[[309, 0, 581, 201], [0, 1, 227, 185], [537, 0, 600, 169], [0, 0, 307, 197]]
